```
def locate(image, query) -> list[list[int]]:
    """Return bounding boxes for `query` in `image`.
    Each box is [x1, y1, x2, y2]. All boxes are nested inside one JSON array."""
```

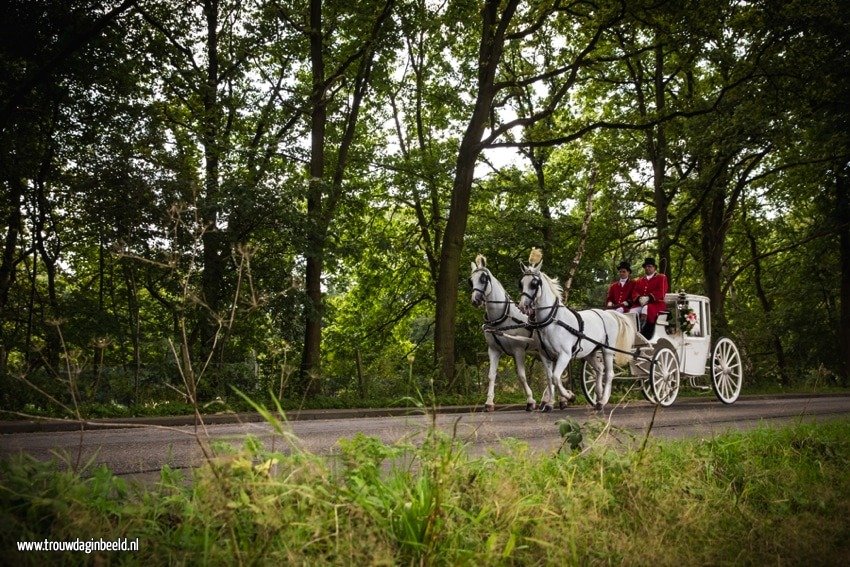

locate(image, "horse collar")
[[528, 300, 561, 329], [484, 299, 511, 326]]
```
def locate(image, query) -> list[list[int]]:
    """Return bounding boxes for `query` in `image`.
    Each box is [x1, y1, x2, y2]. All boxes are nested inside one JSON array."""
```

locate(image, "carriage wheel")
[[632, 348, 657, 403], [581, 357, 599, 405], [650, 346, 680, 407], [711, 337, 743, 404], [580, 352, 610, 405], [640, 376, 657, 404], [582, 353, 633, 405]]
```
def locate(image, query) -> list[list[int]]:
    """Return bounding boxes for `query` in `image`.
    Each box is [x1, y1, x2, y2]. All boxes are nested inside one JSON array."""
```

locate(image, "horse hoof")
[[594, 402, 603, 412], [485, 404, 495, 413], [558, 400, 569, 410], [541, 404, 553, 413], [525, 403, 536, 412], [566, 391, 577, 402]]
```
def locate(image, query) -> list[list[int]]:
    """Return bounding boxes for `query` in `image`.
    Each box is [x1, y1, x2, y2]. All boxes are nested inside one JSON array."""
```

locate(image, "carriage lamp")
[[676, 290, 688, 309]]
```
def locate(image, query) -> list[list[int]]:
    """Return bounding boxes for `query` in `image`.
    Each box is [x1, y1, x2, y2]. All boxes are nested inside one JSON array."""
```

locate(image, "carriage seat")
[[653, 311, 671, 338]]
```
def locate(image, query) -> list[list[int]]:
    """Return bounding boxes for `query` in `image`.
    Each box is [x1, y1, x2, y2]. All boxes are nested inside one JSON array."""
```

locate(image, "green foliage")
[[3, 419, 850, 564], [556, 417, 584, 452]]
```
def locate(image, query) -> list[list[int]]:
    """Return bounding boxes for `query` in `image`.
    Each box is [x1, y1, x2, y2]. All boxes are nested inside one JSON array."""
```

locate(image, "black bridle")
[[519, 272, 565, 328], [468, 268, 491, 297], [469, 268, 515, 326], [518, 272, 541, 304]]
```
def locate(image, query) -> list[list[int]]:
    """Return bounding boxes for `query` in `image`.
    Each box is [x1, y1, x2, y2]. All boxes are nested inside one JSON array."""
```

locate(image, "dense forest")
[[1, 0, 848, 413]]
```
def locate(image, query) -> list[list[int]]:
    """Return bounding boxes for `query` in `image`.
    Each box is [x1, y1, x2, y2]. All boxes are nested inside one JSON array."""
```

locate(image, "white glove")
[[606, 301, 613, 308], [638, 295, 650, 306]]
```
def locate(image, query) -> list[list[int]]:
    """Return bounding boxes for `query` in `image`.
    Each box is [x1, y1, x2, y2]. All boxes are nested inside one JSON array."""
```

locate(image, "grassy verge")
[[2, 416, 850, 565]]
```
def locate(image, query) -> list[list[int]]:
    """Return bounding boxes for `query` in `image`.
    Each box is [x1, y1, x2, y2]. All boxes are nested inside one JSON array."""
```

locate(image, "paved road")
[[1, 395, 848, 479]]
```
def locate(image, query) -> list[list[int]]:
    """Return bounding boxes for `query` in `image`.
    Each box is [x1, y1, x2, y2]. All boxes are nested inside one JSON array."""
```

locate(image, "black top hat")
[[642, 257, 656, 268], [616, 261, 631, 272]]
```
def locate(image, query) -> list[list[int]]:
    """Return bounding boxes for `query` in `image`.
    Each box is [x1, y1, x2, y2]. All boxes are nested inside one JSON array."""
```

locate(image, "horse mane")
[[529, 268, 562, 301]]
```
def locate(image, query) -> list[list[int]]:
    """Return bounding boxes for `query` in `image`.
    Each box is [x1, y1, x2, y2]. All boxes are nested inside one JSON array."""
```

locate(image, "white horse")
[[517, 250, 637, 412], [469, 254, 538, 412]]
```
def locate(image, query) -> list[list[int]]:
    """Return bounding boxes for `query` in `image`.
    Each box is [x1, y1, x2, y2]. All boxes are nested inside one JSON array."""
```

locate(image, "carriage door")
[[680, 298, 710, 376]]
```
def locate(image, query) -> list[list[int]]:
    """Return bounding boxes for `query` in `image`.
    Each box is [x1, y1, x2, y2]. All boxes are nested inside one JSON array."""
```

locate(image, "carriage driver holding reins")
[[629, 257, 669, 338]]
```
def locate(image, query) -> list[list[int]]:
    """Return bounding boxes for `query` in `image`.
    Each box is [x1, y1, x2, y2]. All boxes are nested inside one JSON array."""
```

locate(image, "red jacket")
[[605, 279, 635, 309], [631, 273, 669, 323]]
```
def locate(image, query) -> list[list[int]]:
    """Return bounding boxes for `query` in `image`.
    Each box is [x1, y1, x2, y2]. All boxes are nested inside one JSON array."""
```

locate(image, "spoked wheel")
[[581, 352, 603, 405], [650, 346, 680, 407], [632, 348, 657, 403], [640, 376, 657, 403], [582, 353, 632, 406], [711, 337, 743, 404]]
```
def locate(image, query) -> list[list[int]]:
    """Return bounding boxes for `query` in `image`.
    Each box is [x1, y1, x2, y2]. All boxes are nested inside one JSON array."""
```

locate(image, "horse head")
[[469, 254, 491, 308], [517, 248, 544, 316]]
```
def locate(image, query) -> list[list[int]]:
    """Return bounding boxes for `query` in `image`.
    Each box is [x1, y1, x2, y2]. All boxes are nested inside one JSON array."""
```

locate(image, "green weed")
[[2, 419, 850, 565]]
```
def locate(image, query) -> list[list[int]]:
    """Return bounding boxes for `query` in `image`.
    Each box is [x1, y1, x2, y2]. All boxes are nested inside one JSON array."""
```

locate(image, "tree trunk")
[[650, 44, 672, 277], [434, 0, 518, 385], [298, 0, 394, 392], [200, 0, 226, 363], [0, 175, 23, 310], [563, 174, 595, 303], [701, 186, 727, 332], [122, 261, 142, 399], [32, 171, 61, 366], [745, 220, 789, 385], [299, 0, 327, 392], [530, 153, 554, 248], [837, 163, 850, 385]]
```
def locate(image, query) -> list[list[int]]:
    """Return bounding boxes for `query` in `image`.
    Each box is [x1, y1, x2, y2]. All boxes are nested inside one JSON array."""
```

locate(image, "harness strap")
[[554, 318, 646, 360], [568, 307, 584, 356], [483, 298, 511, 326], [590, 309, 609, 352], [488, 301, 653, 363]]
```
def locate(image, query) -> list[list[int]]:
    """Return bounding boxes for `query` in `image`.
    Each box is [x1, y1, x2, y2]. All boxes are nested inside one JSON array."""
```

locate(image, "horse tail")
[[612, 312, 636, 366]]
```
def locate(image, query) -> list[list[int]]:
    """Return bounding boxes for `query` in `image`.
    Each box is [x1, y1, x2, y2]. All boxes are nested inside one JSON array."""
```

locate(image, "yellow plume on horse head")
[[528, 247, 543, 267]]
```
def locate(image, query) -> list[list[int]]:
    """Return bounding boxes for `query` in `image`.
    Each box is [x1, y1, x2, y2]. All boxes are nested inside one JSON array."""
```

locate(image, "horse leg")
[[539, 358, 555, 412], [588, 351, 605, 411], [557, 362, 575, 410], [513, 350, 536, 411], [484, 347, 501, 412], [600, 350, 616, 407], [551, 354, 576, 410]]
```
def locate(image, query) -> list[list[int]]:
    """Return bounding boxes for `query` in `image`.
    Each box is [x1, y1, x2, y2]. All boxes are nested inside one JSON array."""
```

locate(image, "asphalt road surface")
[[1, 394, 849, 481]]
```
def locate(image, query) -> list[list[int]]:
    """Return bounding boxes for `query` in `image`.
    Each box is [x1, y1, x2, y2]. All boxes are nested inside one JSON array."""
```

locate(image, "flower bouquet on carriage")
[[678, 306, 699, 335]]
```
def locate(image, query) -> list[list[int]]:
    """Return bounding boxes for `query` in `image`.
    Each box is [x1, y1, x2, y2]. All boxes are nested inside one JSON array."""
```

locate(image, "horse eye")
[[530, 278, 539, 290], [479, 274, 487, 285]]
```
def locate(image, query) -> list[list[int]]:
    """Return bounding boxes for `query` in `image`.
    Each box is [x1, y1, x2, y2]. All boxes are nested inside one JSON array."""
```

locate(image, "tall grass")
[[2, 418, 850, 565]]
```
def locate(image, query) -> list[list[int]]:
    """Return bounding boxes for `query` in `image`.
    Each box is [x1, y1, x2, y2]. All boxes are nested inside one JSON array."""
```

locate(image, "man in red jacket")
[[605, 261, 635, 312], [629, 257, 669, 337]]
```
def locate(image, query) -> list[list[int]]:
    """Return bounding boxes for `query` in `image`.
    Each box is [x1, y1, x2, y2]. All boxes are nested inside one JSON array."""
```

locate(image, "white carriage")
[[581, 292, 743, 406]]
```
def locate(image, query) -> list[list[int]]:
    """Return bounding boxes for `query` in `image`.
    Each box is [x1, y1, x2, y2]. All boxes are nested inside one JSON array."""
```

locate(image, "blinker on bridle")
[[519, 273, 541, 302], [469, 269, 490, 295]]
